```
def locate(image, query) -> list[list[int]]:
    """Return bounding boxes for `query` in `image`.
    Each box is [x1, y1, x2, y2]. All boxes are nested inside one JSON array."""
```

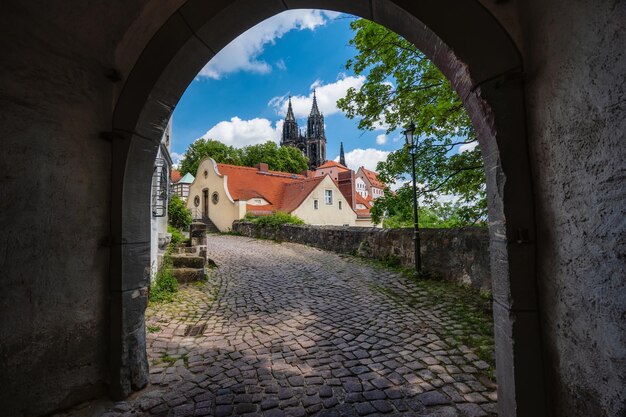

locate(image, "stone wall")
[[519, 1, 626, 415], [232, 222, 491, 292]]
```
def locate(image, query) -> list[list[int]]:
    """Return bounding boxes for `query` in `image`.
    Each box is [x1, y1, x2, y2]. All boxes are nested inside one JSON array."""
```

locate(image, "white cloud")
[[269, 74, 366, 118], [202, 117, 283, 147], [334, 148, 390, 172], [198, 10, 338, 79], [459, 141, 479, 153], [170, 152, 183, 167], [376, 134, 387, 145], [276, 59, 287, 71]]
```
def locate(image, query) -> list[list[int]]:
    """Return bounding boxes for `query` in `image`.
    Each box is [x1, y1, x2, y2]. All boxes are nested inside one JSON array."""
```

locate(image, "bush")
[[168, 194, 192, 230], [168, 224, 186, 245], [246, 211, 305, 227], [150, 256, 178, 303]]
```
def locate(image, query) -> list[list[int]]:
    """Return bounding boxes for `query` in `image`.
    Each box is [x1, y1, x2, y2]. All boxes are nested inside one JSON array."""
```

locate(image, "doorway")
[[202, 189, 209, 219]]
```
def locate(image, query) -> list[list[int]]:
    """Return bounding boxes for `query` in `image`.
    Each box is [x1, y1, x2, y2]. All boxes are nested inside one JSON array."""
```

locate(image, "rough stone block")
[[173, 268, 206, 283]]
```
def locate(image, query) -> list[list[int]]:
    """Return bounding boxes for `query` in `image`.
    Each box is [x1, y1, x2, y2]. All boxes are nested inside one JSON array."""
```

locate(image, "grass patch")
[[146, 325, 161, 333], [149, 251, 178, 304], [160, 354, 177, 365]]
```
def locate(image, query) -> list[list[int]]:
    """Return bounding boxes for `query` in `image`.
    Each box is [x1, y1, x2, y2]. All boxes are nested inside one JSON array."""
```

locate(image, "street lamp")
[[404, 122, 422, 272]]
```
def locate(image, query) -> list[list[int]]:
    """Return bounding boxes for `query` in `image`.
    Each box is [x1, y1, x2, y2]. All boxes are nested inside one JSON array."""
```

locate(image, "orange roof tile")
[[280, 177, 325, 213], [317, 160, 350, 171], [355, 192, 372, 207], [217, 163, 304, 205], [171, 169, 182, 183], [217, 163, 326, 214], [354, 193, 373, 219], [359, 167, 385, 189]]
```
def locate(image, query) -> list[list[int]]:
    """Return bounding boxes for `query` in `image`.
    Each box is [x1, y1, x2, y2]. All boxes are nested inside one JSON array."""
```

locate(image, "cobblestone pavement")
[[105, 235, 497, 417]]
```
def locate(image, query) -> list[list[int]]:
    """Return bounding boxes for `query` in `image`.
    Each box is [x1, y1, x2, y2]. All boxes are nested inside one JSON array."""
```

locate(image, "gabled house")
[[356, 166, 385, 200], [186, 158, 358, 232], [171, 169, 194, 201], [315, 160, 351, 181]]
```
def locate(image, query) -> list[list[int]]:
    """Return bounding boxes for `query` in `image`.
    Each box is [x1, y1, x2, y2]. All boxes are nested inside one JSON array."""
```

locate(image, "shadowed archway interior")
[[110, 1, 544, 416]]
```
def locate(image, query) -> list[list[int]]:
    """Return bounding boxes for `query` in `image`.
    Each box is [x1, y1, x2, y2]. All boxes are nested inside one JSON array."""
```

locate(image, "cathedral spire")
[[281, 95, 299, 144], [310, 89, 321, 116], [340, 142, 346, 167], [285, 96, 295, 121]]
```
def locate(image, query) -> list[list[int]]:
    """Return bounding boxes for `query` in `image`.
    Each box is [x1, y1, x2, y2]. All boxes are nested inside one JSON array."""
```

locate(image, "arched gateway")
[[111, 1, 543, 416]]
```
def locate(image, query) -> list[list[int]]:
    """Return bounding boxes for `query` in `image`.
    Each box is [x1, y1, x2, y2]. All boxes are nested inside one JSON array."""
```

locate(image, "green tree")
[[179, 138, 242, 175], [168, 194, 192, 230], [240, 141, 309, 174], [338, 19, 486, 226], [179, 139, 309, 175]]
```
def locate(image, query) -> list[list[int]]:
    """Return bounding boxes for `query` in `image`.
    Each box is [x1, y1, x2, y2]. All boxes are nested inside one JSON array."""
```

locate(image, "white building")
[[150, 123, 172, 281]]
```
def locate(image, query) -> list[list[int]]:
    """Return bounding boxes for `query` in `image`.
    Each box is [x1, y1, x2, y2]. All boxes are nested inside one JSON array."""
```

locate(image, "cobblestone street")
[[107, 235, 497, 417]]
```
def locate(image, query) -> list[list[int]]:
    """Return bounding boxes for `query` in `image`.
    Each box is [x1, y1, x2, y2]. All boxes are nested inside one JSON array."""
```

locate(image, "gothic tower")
[[305, 90, 327, 169], [340, 142, 346, 166], [280, 91, 328, 170], [281, 96, 299, 148]]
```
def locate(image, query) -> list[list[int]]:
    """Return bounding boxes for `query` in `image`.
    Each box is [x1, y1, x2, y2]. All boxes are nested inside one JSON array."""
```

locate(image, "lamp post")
[[404, 122, 422, 273]]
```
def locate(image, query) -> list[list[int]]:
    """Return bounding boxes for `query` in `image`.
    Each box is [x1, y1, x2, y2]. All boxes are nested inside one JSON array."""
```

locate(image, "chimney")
[[337, 170, 356, 209], [255, 163, 269, 172]]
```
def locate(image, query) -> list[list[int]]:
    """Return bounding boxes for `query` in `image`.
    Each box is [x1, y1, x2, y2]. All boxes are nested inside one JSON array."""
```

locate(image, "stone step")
[[177, 247, 196, 254], [172, 268, 205, 284], [170, 255, 204, 268]]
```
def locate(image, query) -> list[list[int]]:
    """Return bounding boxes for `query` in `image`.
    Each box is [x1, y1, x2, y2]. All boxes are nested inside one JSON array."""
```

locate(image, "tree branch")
[[417, 165, 483, 196]]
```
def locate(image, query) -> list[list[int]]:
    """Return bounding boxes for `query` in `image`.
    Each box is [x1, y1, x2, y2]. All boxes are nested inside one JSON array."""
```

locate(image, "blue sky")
[[170, 10, 400, 172]]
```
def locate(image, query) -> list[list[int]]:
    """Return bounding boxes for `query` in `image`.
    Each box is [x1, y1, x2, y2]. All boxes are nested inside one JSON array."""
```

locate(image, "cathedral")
[[280, 91, 327, 170]]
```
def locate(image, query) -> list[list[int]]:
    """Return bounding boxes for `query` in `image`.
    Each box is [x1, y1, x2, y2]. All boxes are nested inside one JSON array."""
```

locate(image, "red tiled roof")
[[171, 169, 182, 183], [317, 160, 350, 171], [217, 163, 323, 213], [280, 177, 326, 213], [354, 193, 373, 218], [359, 167, 385, 189], [217, 164, 303, 204]]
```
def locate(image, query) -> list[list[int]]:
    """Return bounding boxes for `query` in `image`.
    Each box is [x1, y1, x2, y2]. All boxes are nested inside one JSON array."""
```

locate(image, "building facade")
[[150, 122, 173, 281], [280, 91, 327, 170], [171, 170, 194, 201], [356, 166, 385, 200], [187, 158, 358, 231]]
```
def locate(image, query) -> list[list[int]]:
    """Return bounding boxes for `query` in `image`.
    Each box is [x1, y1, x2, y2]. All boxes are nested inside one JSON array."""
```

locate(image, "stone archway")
[[111, 1, 545, 416]]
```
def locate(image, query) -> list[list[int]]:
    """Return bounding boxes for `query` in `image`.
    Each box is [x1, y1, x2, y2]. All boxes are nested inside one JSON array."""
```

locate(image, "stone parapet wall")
[[232, 222, 491, 292]]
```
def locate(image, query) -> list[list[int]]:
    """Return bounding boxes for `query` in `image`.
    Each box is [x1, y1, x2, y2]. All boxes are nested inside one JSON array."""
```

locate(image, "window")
[[314, 199, 319, 210], [325, 190, 333, 205], [339, 201, 342, 210]]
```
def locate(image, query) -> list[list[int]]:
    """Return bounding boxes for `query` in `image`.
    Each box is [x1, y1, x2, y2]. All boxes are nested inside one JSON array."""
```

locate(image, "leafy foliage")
[[150, 255, 178, 303], [167, 224, 187, 245], [240, 141, 309, 173], [244, 211, 305, 227], [168, 194, 192, 231], [179, 139, 309, 175], [338, 19, 486, 226], [179, 139, 242, 176]]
